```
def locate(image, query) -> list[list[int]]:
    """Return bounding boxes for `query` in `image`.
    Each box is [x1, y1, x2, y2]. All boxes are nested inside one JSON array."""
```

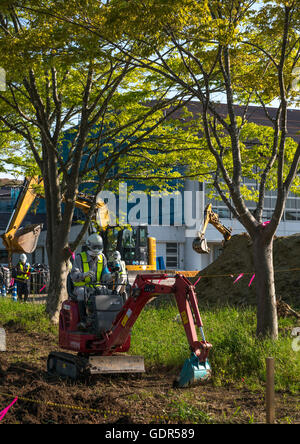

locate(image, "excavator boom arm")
[[207, 210, 232, 241], [1, 176, 110, 257], [193, 203, 232, 254], [199, 204, 231, 240], [1, 177, 43, 258], [2, 177, 42, 241], [100, 274, 211, 362]]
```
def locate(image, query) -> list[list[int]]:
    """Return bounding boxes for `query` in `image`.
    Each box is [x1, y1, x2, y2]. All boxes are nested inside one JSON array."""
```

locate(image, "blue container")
[[12, 284, 18, 302], [1, 284, 6, 298], [156, 256, 166, 270]]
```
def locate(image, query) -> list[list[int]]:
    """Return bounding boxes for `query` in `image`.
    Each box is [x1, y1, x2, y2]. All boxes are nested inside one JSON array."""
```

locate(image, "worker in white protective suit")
[[111, 250, 128, 296], [70, 233, 113, 329]]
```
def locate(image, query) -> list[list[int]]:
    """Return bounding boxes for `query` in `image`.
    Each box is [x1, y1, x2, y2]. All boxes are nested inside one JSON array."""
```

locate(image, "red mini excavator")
[[47, 273, 212, 387]]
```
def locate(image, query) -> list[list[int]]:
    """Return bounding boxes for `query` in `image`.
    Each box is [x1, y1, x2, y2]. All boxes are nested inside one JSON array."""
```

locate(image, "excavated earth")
[[193, 233, 300, 308], [0, 322, 299, 424]]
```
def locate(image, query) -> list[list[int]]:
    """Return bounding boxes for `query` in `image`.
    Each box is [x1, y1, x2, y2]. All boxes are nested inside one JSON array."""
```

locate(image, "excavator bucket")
[[9, 224, 43, 253], [192, 236, 210, 254], [176, 353, 211, 388]]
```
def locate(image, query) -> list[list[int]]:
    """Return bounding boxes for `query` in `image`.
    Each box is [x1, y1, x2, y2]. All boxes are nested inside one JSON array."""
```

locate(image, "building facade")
[[1, 104, 300, 271]]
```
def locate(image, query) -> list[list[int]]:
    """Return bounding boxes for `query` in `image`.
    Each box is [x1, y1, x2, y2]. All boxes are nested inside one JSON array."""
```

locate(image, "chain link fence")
[[0, 265, 50, 295]]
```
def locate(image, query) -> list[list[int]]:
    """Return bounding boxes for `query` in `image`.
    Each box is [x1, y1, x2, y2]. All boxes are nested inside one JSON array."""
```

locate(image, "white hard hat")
[[20, 253, 27, 263], [86, 233, 103, 256], [113, 251, 121, 261]]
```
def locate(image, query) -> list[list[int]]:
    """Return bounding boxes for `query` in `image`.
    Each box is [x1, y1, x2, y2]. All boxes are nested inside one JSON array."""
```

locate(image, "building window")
[[263, 210, 273, 220], [206, 182, 300, 222], [0, 250, 8, 264], [285, 211, 298, 220], [166, 243, 178, 269], [212, 207, 231, 219]]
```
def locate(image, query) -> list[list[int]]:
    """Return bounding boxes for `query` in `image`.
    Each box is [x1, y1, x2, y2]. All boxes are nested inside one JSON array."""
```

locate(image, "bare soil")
[[0, 324, 299, 424], [193, 233, 300, 308]]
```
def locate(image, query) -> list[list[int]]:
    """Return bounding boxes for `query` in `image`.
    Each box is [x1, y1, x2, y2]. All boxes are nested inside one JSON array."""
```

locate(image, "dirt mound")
[[193, 233, 300, 307]]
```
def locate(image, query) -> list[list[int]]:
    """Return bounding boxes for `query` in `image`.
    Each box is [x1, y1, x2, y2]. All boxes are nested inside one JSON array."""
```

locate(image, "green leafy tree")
[[0, 1, 192, 322], [52, 0, 300, 338]]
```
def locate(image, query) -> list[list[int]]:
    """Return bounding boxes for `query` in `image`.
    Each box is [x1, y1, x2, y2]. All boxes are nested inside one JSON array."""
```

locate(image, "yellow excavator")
[[1, 177, 44, 264], [192, 203, 232, 254], [1, 176, 156, 270], [1, 176, 110, 265]]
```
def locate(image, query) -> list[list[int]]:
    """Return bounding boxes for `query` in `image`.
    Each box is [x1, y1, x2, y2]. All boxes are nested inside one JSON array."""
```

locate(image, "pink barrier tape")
[[9, 279, 14, 287], [0, 397, 18, 421], [248, 274, 255, 287], [68, 248, 75, 260], [39, 284, 46, 293], [193, 276, 202, 286], [233, 273, 244, 284], [262, 220, 270, 227]]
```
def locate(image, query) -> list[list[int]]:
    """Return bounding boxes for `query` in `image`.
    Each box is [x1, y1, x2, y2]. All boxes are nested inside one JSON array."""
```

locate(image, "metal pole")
[[266, 357, 275, 424]]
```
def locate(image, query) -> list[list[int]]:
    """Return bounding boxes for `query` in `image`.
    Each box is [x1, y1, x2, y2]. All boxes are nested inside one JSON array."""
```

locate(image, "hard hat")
[[20, 253, 27, 263], [113, 251, 121, 261], [86, 233, 103, 257]]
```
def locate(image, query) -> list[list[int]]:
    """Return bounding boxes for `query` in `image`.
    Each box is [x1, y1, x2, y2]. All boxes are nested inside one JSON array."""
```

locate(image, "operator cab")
[[102, 226, 149, 268]]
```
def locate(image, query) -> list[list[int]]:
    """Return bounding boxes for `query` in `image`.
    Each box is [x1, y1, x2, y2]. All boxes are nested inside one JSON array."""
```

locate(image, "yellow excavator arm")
[[1, 177, 43, 258], [1, 176, 156, 271], [1, 177, 110, 260], [192, 203, 232, 254], [72, 192, 110, 230]]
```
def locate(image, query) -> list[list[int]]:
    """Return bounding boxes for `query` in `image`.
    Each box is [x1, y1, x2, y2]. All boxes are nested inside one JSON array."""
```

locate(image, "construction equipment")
[[1, 177, 44, 265], [101, 226, 156, 271], [1, 177, 156, 270], [1, 177, 109, 265], [47, 273, 212, 387], [192, 203, 232, 254]]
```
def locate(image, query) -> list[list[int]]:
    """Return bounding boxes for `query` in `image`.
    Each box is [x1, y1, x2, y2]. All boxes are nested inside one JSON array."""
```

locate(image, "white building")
[[2, 177, 300, 272], [2, 104, 300, 271], [145, 104, 300, 271], [147, 179, 300, 271]]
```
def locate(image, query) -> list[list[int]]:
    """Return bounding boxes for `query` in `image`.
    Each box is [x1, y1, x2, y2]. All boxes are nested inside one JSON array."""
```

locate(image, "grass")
[[130, 301, 300, 393], [0, 297, 299, 393], [0, 298, 56, 336], [168, 399, 213, 423]]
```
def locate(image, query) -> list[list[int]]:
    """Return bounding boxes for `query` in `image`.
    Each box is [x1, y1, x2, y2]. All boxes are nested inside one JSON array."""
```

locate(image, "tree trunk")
[[252, 230, 278, 339], [45, 252, 69, 324]]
